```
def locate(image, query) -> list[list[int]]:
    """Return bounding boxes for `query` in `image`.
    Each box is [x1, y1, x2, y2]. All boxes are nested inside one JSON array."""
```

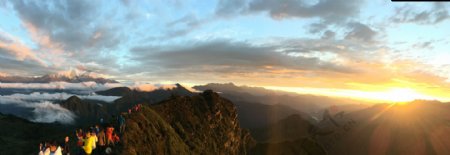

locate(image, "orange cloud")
[[0, 38, 47, 66], [22, 22, 64, 54]]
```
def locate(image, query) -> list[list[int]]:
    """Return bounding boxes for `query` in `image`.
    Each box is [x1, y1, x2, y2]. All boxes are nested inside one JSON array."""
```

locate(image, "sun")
[[381, 88, 428, 102]]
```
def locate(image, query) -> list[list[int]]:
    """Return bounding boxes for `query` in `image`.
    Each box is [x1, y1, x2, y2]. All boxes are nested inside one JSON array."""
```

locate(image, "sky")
[[0, 0, 450, 102]]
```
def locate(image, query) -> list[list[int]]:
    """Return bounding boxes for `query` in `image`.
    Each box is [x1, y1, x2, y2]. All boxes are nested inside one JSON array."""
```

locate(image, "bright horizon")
[[1, 1, 450, 103]]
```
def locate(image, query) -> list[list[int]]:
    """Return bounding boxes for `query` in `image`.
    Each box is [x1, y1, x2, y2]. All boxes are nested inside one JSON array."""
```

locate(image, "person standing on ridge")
[[106, 125, 114, 146], [119, 114, 126, 133], [43, 140, 62, 155], [83, 132, 96, 155], [62, 136, 70, 155], [97, 128, 107, 154]]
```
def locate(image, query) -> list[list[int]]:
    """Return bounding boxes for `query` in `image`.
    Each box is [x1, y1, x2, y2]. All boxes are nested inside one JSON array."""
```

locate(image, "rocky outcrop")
[[121, 90, 255, 155]]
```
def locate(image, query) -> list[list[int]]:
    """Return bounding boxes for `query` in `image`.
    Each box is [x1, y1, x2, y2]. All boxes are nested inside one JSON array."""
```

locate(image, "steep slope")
[[235, 101, 308, 129], [0, 113, 69, 155], [121, 90, 255, 155], [121, 106, 190, 155], [251, 114, 313, 143], [60, 96, 109, 124], [249, 138, 326, 155]]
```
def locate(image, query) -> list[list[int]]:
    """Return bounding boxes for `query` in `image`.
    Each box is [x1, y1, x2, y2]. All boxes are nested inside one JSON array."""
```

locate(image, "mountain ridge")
[[121, 90, 255, 155], [0, 73, 118, 84]]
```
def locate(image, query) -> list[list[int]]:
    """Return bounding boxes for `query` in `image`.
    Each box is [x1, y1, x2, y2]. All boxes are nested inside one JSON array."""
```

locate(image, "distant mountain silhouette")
[[59, 84, 195, 124], [194, 83, 367, 120], [251, 114, 313, 143], [315, 100, 450, 154], [109, 83, 194, 113], [0, 73, 117, 83], [59, 96, 109, 125], [95, 87, 132, 96], [234, 101, 309, 129]]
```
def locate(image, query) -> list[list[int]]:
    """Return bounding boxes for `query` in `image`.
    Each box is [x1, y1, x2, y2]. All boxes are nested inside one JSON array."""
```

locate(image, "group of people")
[[74, 124, 122, 155], [128, 104, 142, 115], [38, 114, 127, 155], [38, 104, 145, 155], [38, 136, 70, 155]]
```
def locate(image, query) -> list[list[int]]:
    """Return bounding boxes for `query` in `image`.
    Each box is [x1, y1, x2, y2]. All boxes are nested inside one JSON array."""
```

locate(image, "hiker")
[[119, 114, 126, 133], [92, 132, 98, 149], [76, 129, 84, 147], [62, 136, 70, 155], [97, 128, 107, 154], [39, 142, 47, 155], [112, 132, 120, 145], [90, 131, 98, 154], [95, 125, 100, 135], [106, 126, 115, 146], [43, 140, 62, 155], [83, 132, 96, 155]]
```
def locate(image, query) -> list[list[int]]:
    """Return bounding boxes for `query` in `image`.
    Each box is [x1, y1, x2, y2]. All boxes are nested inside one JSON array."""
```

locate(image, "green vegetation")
[[120, 90, 255, 155]]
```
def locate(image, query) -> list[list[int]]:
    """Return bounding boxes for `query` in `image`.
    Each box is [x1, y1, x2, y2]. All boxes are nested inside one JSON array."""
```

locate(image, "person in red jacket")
[[106, 126, 114, 146], [113, 132, 120, 144]]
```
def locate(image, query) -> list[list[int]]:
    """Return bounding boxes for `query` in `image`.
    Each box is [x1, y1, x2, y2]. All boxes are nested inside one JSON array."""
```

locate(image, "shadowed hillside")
[[0, 113, 69, 155], [251, 114, 313, 143], [121, 90, 255, 155]]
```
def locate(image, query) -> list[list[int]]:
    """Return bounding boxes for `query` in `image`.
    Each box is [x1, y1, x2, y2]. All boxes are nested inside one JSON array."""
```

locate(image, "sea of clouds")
[[0, 81, 196, 124], [0, 92, 121, 124]]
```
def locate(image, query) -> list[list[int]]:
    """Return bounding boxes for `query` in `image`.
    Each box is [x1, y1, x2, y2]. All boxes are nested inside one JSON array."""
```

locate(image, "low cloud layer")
[[1, 92, 120, 102], [0, 98, 76, 124], [0, 91, 121, 124], [29, 101, 76, 124]]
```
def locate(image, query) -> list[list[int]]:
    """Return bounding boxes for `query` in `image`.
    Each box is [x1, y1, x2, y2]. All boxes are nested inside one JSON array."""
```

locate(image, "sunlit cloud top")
[[1, 0, 450, 102]]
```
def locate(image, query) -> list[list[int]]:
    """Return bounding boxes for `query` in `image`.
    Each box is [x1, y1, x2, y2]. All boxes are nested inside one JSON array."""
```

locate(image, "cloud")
[[216, 0, 363, 23], [4, 0, 127, 75], [215, 0, 249, 18], [0, 92, 120, 103], [0, 98, 76, 124], [0, 91, 122, 124], [0, 72, 8, 77], [321, 30, 336, 40], [344, 22, 378, 43], [29, 101, 76, 124], [412, 41, 433, 49], [9, 0, 118, 51], [131, 83, 177, 92], [391, 3, 450, 24], [0, 56, 52, 76], [0, 29, 47, 66], [129, 39, 360, 83]]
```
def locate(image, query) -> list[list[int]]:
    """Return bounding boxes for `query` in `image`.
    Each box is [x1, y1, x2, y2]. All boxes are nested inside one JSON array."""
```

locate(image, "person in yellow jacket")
[[83, 132, 96, 155]]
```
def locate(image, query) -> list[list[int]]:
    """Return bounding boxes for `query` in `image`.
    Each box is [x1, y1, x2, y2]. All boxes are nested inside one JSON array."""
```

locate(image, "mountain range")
[[3, 82, 450, 155], [0, 72, 117, 84]]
